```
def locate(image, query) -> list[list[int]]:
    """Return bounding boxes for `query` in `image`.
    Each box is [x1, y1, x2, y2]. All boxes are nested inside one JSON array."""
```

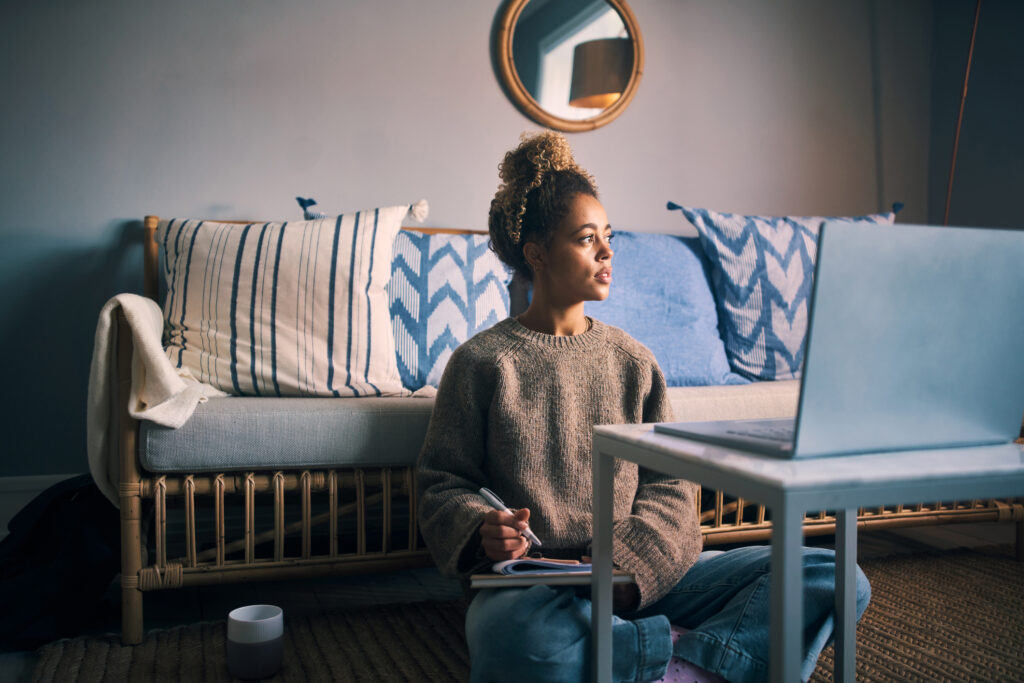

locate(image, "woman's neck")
[[516, 301, 589, 336]]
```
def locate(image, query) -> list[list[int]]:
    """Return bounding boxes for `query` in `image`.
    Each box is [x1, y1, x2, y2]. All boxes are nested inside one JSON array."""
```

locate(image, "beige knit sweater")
[[416, 317, 702, 609]]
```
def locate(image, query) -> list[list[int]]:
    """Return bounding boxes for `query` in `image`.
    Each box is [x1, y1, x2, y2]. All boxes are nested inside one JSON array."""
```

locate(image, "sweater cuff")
[[612, 522, 679, 610], [452, 516, 488, 576]]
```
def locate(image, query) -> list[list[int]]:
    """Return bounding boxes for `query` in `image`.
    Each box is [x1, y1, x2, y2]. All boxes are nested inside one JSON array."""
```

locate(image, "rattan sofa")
[[110, 216, 1024, 644]]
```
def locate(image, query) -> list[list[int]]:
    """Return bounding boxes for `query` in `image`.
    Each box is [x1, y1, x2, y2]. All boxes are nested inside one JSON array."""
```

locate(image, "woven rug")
[[32, 600, 471, 682], [809, 545, 1024, 682], [33, 546, 1023, 682]]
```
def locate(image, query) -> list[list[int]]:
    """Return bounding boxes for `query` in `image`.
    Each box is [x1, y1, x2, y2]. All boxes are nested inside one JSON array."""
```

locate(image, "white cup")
[[226, 605, 284, 680]]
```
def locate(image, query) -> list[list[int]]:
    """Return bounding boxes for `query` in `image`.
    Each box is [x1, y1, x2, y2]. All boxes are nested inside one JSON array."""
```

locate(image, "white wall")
[[0, 0, 935, 476], [601, 0, 931, 224], [0, 0, 932, 233]]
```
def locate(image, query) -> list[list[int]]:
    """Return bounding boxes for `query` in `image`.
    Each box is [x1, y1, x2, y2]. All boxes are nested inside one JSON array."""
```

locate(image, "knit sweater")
[[416, 317, 702, 609]]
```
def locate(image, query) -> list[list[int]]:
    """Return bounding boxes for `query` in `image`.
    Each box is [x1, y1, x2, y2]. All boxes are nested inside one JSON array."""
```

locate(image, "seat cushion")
[[139, 382, 799, 473], [139, 396, 436, 472], [666, 380, 799, 422]]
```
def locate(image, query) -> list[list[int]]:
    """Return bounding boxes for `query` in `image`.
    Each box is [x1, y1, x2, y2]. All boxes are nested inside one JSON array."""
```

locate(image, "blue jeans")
[[465, 546, 870, 683]]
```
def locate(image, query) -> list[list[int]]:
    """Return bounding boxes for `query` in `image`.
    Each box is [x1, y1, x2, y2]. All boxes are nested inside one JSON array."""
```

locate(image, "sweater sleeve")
[[415, 346, 495, 579], [611, 364, 704, 609]]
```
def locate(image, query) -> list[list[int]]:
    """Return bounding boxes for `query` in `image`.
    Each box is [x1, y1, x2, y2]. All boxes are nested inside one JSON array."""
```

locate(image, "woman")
[[416, 131, 869, 683]]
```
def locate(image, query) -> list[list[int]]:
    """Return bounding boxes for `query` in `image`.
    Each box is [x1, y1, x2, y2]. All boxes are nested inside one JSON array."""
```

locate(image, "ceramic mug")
[[226, 604, 284, 680]]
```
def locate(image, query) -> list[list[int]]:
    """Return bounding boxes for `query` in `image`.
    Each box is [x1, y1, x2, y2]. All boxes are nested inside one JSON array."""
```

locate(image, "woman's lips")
[[595, 269, 612, 284]]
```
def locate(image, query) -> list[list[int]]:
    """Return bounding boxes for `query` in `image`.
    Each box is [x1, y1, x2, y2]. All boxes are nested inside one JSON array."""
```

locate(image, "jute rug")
[[33, 546, 1023, 682], [809, 545, 1024, 682]]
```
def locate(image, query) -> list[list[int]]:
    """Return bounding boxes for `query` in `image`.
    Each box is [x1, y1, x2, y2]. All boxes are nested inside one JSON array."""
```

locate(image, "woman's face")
[[528, 193, 614, 305]]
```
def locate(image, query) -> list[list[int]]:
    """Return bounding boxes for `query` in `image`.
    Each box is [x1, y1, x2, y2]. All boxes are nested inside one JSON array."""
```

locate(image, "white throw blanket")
[[87, 294, 226, 506]]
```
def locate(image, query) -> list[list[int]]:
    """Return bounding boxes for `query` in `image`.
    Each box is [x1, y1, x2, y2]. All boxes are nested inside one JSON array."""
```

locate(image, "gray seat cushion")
[[139, 396, 435, 472], [138, 382, 798, 474]]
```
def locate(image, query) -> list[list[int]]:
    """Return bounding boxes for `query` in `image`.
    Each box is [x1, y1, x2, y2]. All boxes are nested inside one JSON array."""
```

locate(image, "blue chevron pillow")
[[390, 231, 512, 390], [668, 202, 901, 381]]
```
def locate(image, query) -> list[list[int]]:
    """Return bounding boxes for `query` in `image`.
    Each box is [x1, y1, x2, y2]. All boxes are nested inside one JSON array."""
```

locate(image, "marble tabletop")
[[593, 423, 1024, 491]]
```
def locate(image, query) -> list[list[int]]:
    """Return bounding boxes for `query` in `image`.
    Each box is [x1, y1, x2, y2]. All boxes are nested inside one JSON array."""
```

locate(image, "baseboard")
[[0, 473, 83, 541]]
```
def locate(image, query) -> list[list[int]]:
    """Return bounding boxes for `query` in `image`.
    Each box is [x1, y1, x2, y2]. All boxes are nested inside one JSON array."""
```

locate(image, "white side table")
[[590, 424, 1024, 683]]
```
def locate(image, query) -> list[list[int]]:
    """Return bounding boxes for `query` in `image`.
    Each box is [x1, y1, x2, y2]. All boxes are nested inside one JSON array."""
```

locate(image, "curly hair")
[[488, 131, 598, 281]]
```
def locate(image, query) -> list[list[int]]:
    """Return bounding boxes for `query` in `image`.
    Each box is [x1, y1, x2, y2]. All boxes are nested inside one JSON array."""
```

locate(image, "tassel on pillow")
[[296, 196, 327, 220], [296, 197, 428, 224], [408, 199, 429, 223]]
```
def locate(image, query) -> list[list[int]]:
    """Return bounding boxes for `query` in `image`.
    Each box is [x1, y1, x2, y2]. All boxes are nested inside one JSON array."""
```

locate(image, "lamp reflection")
[[511, 0, 630, 121], [569, 37, 631, 108]]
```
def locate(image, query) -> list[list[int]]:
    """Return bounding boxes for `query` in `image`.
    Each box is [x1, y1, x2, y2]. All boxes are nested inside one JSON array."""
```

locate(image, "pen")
[[478, 487, 542, 547]]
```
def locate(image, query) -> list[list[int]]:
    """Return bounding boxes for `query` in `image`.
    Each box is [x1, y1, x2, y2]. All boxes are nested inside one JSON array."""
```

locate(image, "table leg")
[[835, 508, 858, 682], [591, 446, 615, 683], [770, 500, 803, 683]]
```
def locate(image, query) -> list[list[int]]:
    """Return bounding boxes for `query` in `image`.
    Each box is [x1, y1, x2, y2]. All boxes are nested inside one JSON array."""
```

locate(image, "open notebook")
[[470, 557, 633, 588]]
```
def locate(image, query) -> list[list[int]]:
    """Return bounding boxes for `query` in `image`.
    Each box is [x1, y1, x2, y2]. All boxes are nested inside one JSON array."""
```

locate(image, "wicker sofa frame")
[[115, 216, 1024, 644]]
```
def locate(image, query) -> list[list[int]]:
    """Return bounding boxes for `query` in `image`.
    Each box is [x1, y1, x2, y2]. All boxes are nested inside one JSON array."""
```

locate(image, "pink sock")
[[653, 625, 727, 683]]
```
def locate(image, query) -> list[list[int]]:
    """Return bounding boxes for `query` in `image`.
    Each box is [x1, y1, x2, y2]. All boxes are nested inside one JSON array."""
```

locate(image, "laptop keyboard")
[[725, 425, 795, 442]]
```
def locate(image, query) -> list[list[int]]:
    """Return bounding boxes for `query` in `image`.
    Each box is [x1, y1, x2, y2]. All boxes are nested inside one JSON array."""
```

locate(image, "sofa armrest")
[[666, 380, 800, 423]]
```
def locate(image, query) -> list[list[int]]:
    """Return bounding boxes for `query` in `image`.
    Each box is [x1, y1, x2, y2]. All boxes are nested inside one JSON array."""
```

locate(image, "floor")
[[0, 521, 1015, 682]]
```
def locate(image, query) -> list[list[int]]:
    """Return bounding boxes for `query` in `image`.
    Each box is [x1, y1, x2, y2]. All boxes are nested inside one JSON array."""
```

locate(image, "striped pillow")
[[157, 202, 427, 397]]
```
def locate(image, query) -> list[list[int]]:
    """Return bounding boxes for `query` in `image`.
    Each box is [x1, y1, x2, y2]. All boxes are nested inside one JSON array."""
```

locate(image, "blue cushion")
[[584, 231, 747, 387], [668, 202, 902, 381], [390, 231, 512, 390]]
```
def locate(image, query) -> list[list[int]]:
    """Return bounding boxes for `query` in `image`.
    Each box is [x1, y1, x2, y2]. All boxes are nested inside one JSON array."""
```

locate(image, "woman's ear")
[[522, 242, 544, 273]]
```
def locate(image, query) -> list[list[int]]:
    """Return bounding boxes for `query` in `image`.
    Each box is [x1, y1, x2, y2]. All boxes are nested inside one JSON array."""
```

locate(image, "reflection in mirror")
[[511, 0, 631, 122]]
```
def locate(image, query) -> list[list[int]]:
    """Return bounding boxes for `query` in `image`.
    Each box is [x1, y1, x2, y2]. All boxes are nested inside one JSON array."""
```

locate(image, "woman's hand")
[[479, 508, 531, 561]]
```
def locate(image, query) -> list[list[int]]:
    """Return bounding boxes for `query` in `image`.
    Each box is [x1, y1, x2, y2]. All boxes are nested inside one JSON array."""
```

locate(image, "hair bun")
[[493, 131, 593, 245], [498, 131, 577, 182]]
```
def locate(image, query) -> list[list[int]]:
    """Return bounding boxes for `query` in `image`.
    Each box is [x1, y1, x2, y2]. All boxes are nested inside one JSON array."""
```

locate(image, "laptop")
[[654, 221, 1024, 458]]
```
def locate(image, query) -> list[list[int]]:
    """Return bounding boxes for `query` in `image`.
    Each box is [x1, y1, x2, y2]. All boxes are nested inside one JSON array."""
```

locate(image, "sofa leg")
[[120, 490, 144, 644], [116, 308, 146, 644], [122, 579, 143, 645], [1017, 520, 1024, 563]]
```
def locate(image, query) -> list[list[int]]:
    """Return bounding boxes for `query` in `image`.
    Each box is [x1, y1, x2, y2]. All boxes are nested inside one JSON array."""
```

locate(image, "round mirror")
[[495, 0, 644, 132]]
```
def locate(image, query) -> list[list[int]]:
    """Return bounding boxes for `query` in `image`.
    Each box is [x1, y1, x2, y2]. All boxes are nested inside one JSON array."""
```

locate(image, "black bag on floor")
[[0, 474, 119, 650]]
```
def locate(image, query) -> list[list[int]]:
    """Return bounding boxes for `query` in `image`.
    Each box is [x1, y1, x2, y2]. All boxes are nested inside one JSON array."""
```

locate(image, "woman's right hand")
[[479, 507, 531, 561]]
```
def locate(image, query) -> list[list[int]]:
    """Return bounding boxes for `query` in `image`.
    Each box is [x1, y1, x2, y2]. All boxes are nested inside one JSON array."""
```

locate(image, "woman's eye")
[[580, 235, 594, 244]]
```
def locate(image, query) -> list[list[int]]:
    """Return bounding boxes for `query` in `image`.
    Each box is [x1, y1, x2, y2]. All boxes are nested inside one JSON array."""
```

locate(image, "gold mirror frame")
[[495, 0, 645, 133]]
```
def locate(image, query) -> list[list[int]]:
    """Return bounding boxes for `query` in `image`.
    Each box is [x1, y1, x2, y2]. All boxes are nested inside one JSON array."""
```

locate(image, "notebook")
[[654, 221, 1024, 458], [470, 557, 633, 588]]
